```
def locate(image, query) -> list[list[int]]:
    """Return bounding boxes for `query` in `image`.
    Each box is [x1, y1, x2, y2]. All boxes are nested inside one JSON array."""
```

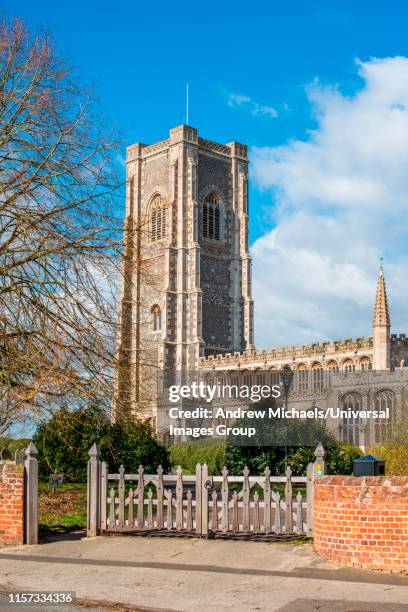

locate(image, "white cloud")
[[251, 102, 278, 118], [227, 92, 251, 107], [251, 57, 408, 348], [227, 91, 278, 118]]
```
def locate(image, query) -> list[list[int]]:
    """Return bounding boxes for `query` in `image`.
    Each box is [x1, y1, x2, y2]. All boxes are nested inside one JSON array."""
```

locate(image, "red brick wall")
[[0, 463, 24, 545], [314, 475, 408, 572]]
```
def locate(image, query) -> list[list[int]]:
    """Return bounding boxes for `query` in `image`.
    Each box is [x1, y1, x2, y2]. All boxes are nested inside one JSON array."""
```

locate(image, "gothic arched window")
[[374, 389, 396, 443], [343, 359, 355, 374], [296, 364, 308, 393], [151, 304, 161, 332], [312, 362, 324, 392], [340, 392, 362, 445], [360, 357, 372, 371], [327, 360, 339, 373], [229, 373, 240, 390], [269, 368, 280, 387], [150, 194, 167, 242], [255, 370, 266, 386], [242, 370, 253, 388], [202, 192, 221, 240]]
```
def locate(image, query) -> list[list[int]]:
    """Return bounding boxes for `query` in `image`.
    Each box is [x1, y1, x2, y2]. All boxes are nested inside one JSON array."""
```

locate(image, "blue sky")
[[5, 0, 408, 241], [3, 1, 408, 347]]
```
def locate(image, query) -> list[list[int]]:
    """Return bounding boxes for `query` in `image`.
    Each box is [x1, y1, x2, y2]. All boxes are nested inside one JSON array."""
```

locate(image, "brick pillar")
[[314, 476, 408, 572], [0, 463, 24, 545]]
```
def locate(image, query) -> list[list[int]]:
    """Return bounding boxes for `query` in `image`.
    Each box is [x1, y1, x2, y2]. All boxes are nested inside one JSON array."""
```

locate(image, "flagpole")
[[186, 82, 189, 125]]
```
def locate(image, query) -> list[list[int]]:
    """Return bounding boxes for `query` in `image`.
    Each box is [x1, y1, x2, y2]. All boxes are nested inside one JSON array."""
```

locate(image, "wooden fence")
[[87, 443, 327, 539]]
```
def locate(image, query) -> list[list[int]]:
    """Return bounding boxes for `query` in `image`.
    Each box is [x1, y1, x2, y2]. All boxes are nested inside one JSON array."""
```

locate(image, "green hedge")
[[33, 406, 169, 481], [169, 439, 361, 476]]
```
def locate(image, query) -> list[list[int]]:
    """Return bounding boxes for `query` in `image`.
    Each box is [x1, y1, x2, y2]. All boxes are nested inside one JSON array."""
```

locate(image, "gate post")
[[306, 462, 314, 537], [314, 442, 327, 478], [195, 463, 202, 535], [201, 463, 209, 536], [24, 442, 38, 545], [306, 443, 326, 537], [87, 444, 101, 537]]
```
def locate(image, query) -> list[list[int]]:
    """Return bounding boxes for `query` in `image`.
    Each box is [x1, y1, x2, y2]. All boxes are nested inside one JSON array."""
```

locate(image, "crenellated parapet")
[[391, 333, 408, 345], [199, 336, 374, 369]]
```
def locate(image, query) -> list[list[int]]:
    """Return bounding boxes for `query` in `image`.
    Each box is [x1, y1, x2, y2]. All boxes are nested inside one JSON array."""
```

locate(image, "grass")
[[39, 482, 87, 533]]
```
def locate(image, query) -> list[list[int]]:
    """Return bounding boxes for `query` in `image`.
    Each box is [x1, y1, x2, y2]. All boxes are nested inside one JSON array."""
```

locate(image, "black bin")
[[353, 454, 385, 476]]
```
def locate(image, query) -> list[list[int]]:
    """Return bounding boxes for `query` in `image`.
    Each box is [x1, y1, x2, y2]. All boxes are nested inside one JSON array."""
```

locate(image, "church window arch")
[[150, 194, 167, 242], [312, 362, 324, 392], [327, 360, 339, 372], [268, 367, 280, 387], [241, 369, 253, 388], [374, 389, 396, 443], [343, 359, 355, 373], [205, 372, 215, 387], [202, 192, 222, 240], [340, 392, 363, 446], [151, 304, 162, 332], [255, 368, 266, 386], [228, 371, 240, 391], [327, 360, 339, 384], [296, 363, 308, 393], [359, 356, 372, 371], [215, 372, 225, 392]]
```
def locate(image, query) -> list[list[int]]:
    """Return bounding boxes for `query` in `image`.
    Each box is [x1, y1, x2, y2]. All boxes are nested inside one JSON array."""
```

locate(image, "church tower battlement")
[[115, 125, 254, 420]]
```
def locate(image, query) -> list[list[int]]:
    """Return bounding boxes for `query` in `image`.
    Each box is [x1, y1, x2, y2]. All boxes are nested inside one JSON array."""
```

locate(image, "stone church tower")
[[115, 125, 254, 422]]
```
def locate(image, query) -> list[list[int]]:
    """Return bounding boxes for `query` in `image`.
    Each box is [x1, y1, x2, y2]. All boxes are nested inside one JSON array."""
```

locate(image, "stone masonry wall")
[[314, 475, 408, 572], [0, 463, 24, 545]]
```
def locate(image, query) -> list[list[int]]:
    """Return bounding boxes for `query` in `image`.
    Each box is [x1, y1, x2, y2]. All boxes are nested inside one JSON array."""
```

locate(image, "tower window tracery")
[[150, 194, 167, 242], [151, 304, 162, 332], [202, 192, 221, 240]]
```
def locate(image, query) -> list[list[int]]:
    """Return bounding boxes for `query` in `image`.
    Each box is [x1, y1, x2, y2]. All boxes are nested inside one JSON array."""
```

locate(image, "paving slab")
[[0, 535, 407, 611]]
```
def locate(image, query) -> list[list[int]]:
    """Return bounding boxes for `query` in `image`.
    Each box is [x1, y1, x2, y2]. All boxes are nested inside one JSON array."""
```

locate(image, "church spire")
[[373, 264, 390, 327]]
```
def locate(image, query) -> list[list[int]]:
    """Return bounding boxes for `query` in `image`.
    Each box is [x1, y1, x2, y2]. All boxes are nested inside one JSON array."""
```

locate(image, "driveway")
[[0, 534, 407, 611]]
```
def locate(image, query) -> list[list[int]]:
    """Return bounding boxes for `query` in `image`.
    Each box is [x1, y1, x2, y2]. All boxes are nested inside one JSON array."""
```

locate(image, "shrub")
[[101, 420, 169, 475], [33, 406, 169, 481], [169, 439, 361, 477], [169, 441, 226, 474], [223, 399, 361, 475], [224, 441, 361, 476], [369, 422, 408, 476], [330, 442, 362, 474]]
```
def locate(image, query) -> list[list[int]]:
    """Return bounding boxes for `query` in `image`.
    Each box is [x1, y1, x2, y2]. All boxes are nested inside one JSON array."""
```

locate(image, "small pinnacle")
[[373, 265, 390, 327]]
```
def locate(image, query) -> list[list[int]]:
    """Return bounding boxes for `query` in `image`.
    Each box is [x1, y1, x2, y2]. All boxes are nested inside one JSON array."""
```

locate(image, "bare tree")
[[0, 18, 125, 432]]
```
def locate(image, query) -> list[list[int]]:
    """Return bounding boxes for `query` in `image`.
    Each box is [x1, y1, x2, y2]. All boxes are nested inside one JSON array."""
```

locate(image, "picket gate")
[[87, 443, 326, 539]]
